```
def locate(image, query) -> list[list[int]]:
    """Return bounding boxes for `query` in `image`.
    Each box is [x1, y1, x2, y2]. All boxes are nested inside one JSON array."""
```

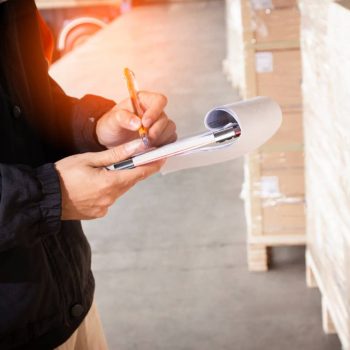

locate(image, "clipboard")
[[107, 96, 282, 174]]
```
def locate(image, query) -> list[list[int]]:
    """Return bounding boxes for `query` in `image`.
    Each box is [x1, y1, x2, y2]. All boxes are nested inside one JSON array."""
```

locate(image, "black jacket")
[[0, 0, 115, 348]]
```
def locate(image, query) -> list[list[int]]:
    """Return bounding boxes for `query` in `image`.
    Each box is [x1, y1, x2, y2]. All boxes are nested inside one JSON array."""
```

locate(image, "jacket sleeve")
[[49, 77, 116, 154], [0, 163, 61, 251]]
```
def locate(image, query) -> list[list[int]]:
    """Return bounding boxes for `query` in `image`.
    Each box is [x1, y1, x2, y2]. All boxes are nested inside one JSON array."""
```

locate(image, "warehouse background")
[[48, 0, 348, 349]]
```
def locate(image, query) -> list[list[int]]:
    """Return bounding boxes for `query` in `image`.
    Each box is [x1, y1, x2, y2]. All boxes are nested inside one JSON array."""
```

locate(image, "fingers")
[[98, 91, 176, 150], [131, 159, 165, 181], [88, 139, 145, 167], [138, 91, 168, 128], [112, 95, 175, 145], [114, 159, 164, 184], [103, 160, 164, 201], [158, 123, 177, 145], [148, 115, 177, 146], [92, 158, 164, 218], [148, 113, 168, 139], [105, 106, 141, 132]]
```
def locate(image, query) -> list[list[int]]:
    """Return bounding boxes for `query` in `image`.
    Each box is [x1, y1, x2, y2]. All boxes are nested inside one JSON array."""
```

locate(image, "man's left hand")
[[96, 91, 177, 149]]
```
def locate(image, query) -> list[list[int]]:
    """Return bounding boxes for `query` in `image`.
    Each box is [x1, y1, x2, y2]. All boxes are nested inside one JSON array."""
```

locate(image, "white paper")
[[255, 52, 274, 73], [260, 176, 280, 198], [161, 96, 282, 174]]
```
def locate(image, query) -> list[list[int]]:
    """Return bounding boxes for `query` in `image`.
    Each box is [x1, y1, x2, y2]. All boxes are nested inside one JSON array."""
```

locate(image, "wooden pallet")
[[305, 250, 348, 347], [248, 235, 306, 271]]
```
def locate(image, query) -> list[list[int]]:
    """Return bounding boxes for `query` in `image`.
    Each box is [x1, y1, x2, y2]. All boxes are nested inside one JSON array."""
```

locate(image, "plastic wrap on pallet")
[[242, 151, 305, 235], [223, 0, 247, 93], [250, 0, 297, 10], [245, 152, 304, 198], [249, 0, 300, 44], [300, 0, 350, 347]]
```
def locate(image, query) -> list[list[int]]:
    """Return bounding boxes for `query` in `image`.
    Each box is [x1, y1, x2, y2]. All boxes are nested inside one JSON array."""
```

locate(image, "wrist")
[[36, 163, 62, 232]]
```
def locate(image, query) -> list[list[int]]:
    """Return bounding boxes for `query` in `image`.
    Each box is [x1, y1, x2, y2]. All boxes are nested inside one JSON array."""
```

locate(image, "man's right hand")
[[55, 139, 163, 220]]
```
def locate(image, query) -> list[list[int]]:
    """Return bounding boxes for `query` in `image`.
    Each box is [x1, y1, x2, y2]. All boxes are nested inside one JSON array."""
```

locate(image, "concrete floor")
[[54, 1, 341, 349]]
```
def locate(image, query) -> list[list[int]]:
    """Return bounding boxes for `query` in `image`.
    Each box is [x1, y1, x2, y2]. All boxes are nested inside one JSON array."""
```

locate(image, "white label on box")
[[250, 0, 273, 10], [260, 176, 280, 198], [255, 52, 274, 73]]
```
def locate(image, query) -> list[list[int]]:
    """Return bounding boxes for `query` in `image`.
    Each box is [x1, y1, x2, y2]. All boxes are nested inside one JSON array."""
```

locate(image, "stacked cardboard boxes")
[[225, 0, 305, 270], [300, 0, 350, 347]]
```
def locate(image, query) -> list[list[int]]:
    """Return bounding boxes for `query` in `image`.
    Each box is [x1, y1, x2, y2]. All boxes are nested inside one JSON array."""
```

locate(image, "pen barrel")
[[131, 96, 144, 117]]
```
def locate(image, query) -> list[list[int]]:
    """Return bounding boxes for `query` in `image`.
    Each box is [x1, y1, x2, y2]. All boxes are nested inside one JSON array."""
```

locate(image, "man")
[[0, 0, 177, 348]]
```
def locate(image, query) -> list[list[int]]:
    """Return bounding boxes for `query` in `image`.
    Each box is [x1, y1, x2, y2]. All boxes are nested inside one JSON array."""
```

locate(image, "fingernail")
[[130, 118, 141, 129], [125, 139, 144, 154]]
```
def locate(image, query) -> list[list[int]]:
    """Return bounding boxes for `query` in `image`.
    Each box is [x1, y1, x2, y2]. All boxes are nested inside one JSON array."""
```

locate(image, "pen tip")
[[142, 136, 150, 147]]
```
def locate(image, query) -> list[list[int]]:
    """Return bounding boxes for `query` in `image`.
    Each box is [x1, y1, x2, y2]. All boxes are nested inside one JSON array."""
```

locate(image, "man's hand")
[[96, 91, 177, 148], [55, 140, 164, 220]]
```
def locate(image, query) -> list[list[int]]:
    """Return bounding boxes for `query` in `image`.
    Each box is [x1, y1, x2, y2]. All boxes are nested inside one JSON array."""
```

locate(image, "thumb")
[[88, 139, 145, 167]]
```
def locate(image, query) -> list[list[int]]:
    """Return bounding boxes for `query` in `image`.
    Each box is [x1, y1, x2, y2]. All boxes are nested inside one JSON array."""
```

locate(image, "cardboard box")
[[263, 202, 305, 235], [252, 6, 300, 43], [250, 0, 297, 10], [260, 151, 304, 169], [255, 49, 302, 107], [264, 109, 303, 147], [260, 167, 305, 198]]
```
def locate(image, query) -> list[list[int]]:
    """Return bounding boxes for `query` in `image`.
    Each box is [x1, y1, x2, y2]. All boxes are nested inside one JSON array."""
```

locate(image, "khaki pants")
[[56, 302, 109, 350]]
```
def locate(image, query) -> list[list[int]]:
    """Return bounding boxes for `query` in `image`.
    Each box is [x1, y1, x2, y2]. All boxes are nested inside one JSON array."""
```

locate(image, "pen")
[[124, 67, 150, 146]]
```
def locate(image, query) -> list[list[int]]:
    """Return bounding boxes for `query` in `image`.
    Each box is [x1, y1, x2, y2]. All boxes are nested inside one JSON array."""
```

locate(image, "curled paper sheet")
[[161, 96, 282, 174]]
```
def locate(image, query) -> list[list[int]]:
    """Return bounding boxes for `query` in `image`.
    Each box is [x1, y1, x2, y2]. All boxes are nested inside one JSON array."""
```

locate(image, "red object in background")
[[37, 3, 120, 62], [37, 11, 55, 65]]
